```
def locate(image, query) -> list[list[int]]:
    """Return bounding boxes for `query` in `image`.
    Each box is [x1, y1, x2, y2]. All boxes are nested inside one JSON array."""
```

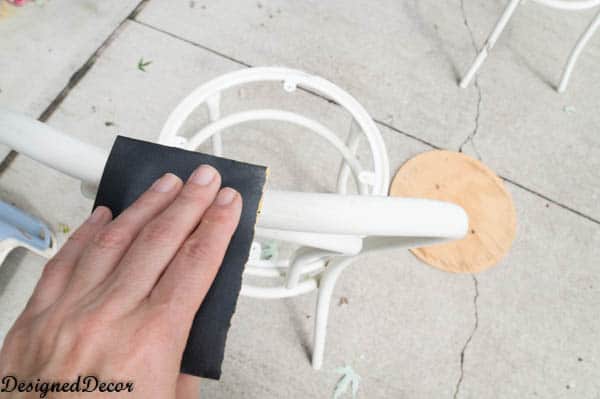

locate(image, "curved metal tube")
[[337, 120, 363, 194], [311, 256, 357, 369], [0, 107, 468, 251], [158, 67, 391, 195], [185, 109, 369, 194], [532, 0, 600, 10], [0, 108, 106, 185], [460, 0, 522, 88], [557, 9, 600, 92], [460, 0, 600, 91], [285, 247, 332, 289], [241, 278, 317, 298]]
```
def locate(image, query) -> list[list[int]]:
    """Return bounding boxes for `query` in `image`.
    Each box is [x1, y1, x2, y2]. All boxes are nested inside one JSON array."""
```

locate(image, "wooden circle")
[[390, 150, 516, 273]]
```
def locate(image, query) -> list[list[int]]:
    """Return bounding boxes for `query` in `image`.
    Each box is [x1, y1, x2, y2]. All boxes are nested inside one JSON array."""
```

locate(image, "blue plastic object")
[[0, 200, 54, 253]]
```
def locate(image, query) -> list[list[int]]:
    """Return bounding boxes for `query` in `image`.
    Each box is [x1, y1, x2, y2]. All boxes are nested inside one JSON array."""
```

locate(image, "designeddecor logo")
[[1, 375, 135, 398]]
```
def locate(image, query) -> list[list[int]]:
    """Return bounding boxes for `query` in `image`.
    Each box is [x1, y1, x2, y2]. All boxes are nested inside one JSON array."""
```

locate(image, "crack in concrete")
[[458, 0, 483, 159], [459, 83, 482, 158], [460, 0, 478, 50], [453, 275, 480, 399]]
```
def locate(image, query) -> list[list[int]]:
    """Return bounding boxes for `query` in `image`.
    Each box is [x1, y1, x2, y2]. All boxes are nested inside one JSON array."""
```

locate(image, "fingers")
[[23, 207, 113, 317], [176, 374, 201, 399], [150, 187, 242, 323], [102, 165, 222, 307], [61, 173, 183, 304]]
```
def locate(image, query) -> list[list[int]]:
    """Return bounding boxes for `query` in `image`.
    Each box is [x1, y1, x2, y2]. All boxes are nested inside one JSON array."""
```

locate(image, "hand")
[[0, 165, 242, 398]]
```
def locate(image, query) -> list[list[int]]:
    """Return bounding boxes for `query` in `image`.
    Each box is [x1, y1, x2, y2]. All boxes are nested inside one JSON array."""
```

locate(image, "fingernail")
[[188, 164, 217, 186], [215, 188, 237, 206], [89, 206, 109, 223], [151, 173, 180, 192]]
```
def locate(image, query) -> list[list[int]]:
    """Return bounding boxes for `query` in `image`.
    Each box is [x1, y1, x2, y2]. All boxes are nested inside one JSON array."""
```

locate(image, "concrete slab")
[[136, 0, 478, 150], [0, 0, 140, 117], [136, 0, 600, 222], [460, 185, 600, 398]]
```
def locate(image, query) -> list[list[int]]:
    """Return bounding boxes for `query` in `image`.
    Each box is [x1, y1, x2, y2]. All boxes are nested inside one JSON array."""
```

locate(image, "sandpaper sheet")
[[93, 136, 267, 379]]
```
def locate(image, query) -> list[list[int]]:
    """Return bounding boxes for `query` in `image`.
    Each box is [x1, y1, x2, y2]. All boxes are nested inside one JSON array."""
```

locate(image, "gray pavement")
[[1, 1, 599, 398]]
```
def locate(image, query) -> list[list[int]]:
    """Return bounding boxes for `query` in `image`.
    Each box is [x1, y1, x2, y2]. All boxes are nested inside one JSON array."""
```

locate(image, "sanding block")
[[93, 136, 267, 379]]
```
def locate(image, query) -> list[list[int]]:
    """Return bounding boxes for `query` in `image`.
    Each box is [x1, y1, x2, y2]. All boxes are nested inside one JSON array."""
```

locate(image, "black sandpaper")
[[93, 136, 267, 379]]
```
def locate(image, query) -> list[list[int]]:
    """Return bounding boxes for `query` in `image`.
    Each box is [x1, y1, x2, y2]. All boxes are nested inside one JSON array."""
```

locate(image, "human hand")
[[0, 165, 242, 398]]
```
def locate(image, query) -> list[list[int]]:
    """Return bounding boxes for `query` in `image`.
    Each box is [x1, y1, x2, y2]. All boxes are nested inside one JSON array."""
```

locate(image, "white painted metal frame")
[[0, 67, 468, 370], [158, 67, 467, 369], [459, 0, 600, 93]]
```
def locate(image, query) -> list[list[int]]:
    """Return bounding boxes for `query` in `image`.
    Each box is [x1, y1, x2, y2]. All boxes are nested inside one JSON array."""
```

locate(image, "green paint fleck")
[[261, 241, 279, 260]]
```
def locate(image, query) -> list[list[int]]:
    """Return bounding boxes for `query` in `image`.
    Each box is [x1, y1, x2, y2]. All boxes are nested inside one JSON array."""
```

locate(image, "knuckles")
[[203, 207, 239, 230], [140, 219, 180, 245], [93, 226, 132, 250], [179, 237, 215, 260], [67, 227, 90, 244], [41, 257, 70, 280], [129, 191, 166, 212], [56, 310, 109, 353], [178, 182, 217, 202], [178, 210, 238, 260], [3, 323, 29, 348]]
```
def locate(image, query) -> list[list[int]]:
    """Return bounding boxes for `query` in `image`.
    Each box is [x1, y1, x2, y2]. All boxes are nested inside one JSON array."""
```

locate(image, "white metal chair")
[[0, 67, 468, 369], [460, 0, 600, 92]]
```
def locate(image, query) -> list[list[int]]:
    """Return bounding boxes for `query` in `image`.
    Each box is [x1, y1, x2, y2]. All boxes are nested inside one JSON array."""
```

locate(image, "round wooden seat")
[[390, 150, 517, 273]]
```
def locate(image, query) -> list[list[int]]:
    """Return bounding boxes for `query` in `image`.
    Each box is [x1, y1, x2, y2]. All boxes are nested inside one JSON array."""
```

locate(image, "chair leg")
[[459, 0, 522, 88], [557, 9, 600, 93], [311, 257, 355, 370]]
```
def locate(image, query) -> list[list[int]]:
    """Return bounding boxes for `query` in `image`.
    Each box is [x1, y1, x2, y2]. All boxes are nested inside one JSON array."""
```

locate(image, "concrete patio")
[[1, 0, 599, 398]]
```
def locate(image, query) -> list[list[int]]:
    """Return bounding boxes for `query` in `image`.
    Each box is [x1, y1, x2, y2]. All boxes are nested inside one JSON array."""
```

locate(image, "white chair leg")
[[557, 9, 600, 93], [459, 0, 522, 88], [311, 257, 356, 370]]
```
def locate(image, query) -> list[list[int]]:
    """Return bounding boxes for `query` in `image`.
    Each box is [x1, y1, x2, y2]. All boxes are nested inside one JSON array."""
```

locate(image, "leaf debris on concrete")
[[137, 57, 152, 72], [333, 365, 360, 399], [57, 223, 71, 234]]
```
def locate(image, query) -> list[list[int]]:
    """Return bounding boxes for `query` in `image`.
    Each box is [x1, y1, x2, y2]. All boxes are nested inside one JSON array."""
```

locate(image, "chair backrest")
[[158, 67, 390, 197], [157, 67, 398, 297]]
